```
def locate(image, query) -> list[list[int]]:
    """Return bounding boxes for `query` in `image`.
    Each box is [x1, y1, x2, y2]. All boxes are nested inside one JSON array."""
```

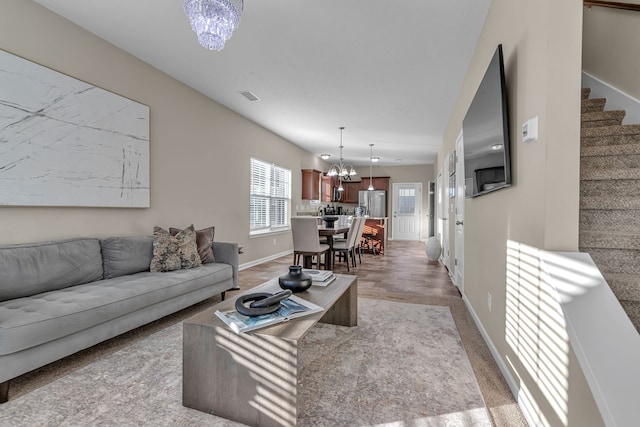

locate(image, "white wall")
[[0, 2, 439, 262], [438, 0, 605, 425], [0, 0, 323, 265], [582, 6, 640, 102]]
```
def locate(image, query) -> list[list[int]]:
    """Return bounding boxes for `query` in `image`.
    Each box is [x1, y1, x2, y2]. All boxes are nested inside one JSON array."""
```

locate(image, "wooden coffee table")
[[182, 274, 357, 427]]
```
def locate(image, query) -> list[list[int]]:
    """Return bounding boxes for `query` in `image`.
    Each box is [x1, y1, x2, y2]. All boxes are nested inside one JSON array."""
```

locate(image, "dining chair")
[[332, 217, 362, 272], [319, 216, 328, 245], [355, 216, 367, 264], [349, 217, 365, 267], [331, 216, 353, 244], [291, 217, 330, 269]]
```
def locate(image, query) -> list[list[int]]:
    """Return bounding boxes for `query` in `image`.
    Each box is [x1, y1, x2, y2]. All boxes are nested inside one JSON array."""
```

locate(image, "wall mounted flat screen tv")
[[462, 44, 511, 198]]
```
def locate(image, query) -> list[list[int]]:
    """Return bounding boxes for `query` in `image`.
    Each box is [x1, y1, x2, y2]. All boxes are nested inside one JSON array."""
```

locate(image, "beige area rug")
[[0, 299, 491, 426]]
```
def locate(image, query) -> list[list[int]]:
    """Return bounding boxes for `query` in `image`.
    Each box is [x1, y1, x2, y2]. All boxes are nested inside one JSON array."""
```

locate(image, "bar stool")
[[360, 221, 378, 255]]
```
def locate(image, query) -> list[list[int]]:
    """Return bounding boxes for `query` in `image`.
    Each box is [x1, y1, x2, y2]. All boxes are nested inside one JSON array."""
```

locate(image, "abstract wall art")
[[0, 49, 150, 207]]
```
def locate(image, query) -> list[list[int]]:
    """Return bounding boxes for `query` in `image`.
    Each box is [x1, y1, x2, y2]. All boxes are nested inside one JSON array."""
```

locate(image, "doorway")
[[436, 171, 443, 245], [441, 155, 451, 270], [391, 183, 422, 241], [454, 132, 465, 291]]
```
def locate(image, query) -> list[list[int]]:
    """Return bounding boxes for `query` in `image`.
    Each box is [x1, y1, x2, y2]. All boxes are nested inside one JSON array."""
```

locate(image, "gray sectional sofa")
[[0, 235, 239, 403]]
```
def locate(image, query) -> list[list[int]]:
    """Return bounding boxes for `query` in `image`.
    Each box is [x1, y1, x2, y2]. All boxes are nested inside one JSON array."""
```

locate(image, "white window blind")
[[250, 158, 291, 234]]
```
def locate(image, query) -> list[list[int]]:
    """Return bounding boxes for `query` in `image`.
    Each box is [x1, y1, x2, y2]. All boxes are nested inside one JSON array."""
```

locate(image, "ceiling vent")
[[240, 90, 261, 102]]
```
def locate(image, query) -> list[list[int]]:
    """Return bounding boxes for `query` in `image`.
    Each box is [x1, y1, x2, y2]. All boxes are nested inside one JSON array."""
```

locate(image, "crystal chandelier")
[[326, 127, 357, 192], [183, 0, 243, 51]]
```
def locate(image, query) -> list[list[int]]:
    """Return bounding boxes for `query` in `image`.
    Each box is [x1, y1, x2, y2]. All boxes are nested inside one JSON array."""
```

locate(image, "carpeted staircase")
[[580, 87, 640, 333]]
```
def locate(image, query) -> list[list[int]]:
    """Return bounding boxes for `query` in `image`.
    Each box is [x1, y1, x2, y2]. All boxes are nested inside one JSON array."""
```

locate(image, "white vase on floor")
[[425, 237, 442, 261]]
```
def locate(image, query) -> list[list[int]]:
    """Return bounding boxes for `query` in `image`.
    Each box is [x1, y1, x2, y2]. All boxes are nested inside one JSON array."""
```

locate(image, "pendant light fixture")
[[368, 144, 375, 191], [326, 127, 357, 192]]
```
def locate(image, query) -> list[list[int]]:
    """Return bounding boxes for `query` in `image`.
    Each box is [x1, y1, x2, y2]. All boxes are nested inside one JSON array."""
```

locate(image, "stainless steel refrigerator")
[[358, 190, 387, 217]]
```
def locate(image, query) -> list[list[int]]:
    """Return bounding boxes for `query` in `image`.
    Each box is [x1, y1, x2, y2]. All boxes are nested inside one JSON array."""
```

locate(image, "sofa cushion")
[[170, 226, 215, 264], [150, 225, 202, 272], [0, 263, 232, 355], [100, 236, 153, 279], [0, 239, 103, 302]]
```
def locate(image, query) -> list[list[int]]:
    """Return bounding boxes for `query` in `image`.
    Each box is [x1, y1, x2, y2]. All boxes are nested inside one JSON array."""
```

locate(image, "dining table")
[[316, 225, 349, 270]]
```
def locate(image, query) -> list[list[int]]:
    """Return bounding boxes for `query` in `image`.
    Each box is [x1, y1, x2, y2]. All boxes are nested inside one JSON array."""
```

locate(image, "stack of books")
[[303, 269, 336, 287], [215, 295, 323, 333]]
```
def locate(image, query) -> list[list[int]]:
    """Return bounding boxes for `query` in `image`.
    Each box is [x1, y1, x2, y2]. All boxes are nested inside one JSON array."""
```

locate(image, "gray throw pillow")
[[100, 236, 154, 279], [169, 226, 215, 264]]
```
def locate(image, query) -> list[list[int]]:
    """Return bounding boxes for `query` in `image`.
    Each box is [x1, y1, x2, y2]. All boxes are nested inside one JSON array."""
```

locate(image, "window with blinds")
[[250, 158, 291, 235]]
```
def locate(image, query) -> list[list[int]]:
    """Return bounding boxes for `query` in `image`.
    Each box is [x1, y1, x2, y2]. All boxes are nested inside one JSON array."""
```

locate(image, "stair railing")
[[584, 1, 640, 11]]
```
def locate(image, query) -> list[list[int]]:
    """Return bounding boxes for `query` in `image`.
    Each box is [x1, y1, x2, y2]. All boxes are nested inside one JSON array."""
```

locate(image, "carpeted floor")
[[0, 298, 491, 427]]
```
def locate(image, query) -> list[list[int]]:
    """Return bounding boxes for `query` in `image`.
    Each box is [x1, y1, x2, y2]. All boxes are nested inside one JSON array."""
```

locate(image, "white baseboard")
[[239, 249, 292, 271], [461, 294, 541, 427]]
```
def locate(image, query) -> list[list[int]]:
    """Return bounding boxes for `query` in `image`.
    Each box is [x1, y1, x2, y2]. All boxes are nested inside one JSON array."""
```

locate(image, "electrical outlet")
[[272, 238, 277, 246], [487, 292, 492, 312]]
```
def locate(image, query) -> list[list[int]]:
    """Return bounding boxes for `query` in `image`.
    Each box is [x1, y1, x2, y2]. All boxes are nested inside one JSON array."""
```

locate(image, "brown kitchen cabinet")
[[357, 177, 390, 193], [342, 181, 362, 203], [321, 175, 390, 202], [301, 169, 322, 200], [344, 177, 391, 203], [321, 175, 339, 202], [370, 177, 390, 192]]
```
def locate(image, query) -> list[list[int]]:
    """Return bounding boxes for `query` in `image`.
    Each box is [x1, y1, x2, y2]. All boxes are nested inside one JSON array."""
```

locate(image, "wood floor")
[[239, 240, 461, 299]]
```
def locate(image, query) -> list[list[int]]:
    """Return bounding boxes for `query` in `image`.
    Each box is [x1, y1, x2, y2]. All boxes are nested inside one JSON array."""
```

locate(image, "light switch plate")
[[522, 116, 538, 143]]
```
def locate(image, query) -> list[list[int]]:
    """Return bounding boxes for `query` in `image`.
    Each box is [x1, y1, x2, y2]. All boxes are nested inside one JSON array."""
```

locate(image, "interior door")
[[392, 183, 422, 240], [436, 171, 443, 244], [442, 156, 451, 270], [454, 133, 465, 291]]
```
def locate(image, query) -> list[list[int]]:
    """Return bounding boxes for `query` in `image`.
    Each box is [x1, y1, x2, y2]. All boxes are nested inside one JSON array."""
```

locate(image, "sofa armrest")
[[212, 241, 239, 289]]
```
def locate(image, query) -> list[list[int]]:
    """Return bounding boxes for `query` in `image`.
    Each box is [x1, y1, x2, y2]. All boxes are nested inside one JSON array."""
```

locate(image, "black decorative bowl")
[[278, 265, 312, 293], [321, 216, 339, 228]]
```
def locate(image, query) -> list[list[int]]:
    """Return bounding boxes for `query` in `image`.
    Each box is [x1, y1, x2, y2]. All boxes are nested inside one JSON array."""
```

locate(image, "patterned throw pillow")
[[169, 226, 215, 264], [150, 225, 202, 272]]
